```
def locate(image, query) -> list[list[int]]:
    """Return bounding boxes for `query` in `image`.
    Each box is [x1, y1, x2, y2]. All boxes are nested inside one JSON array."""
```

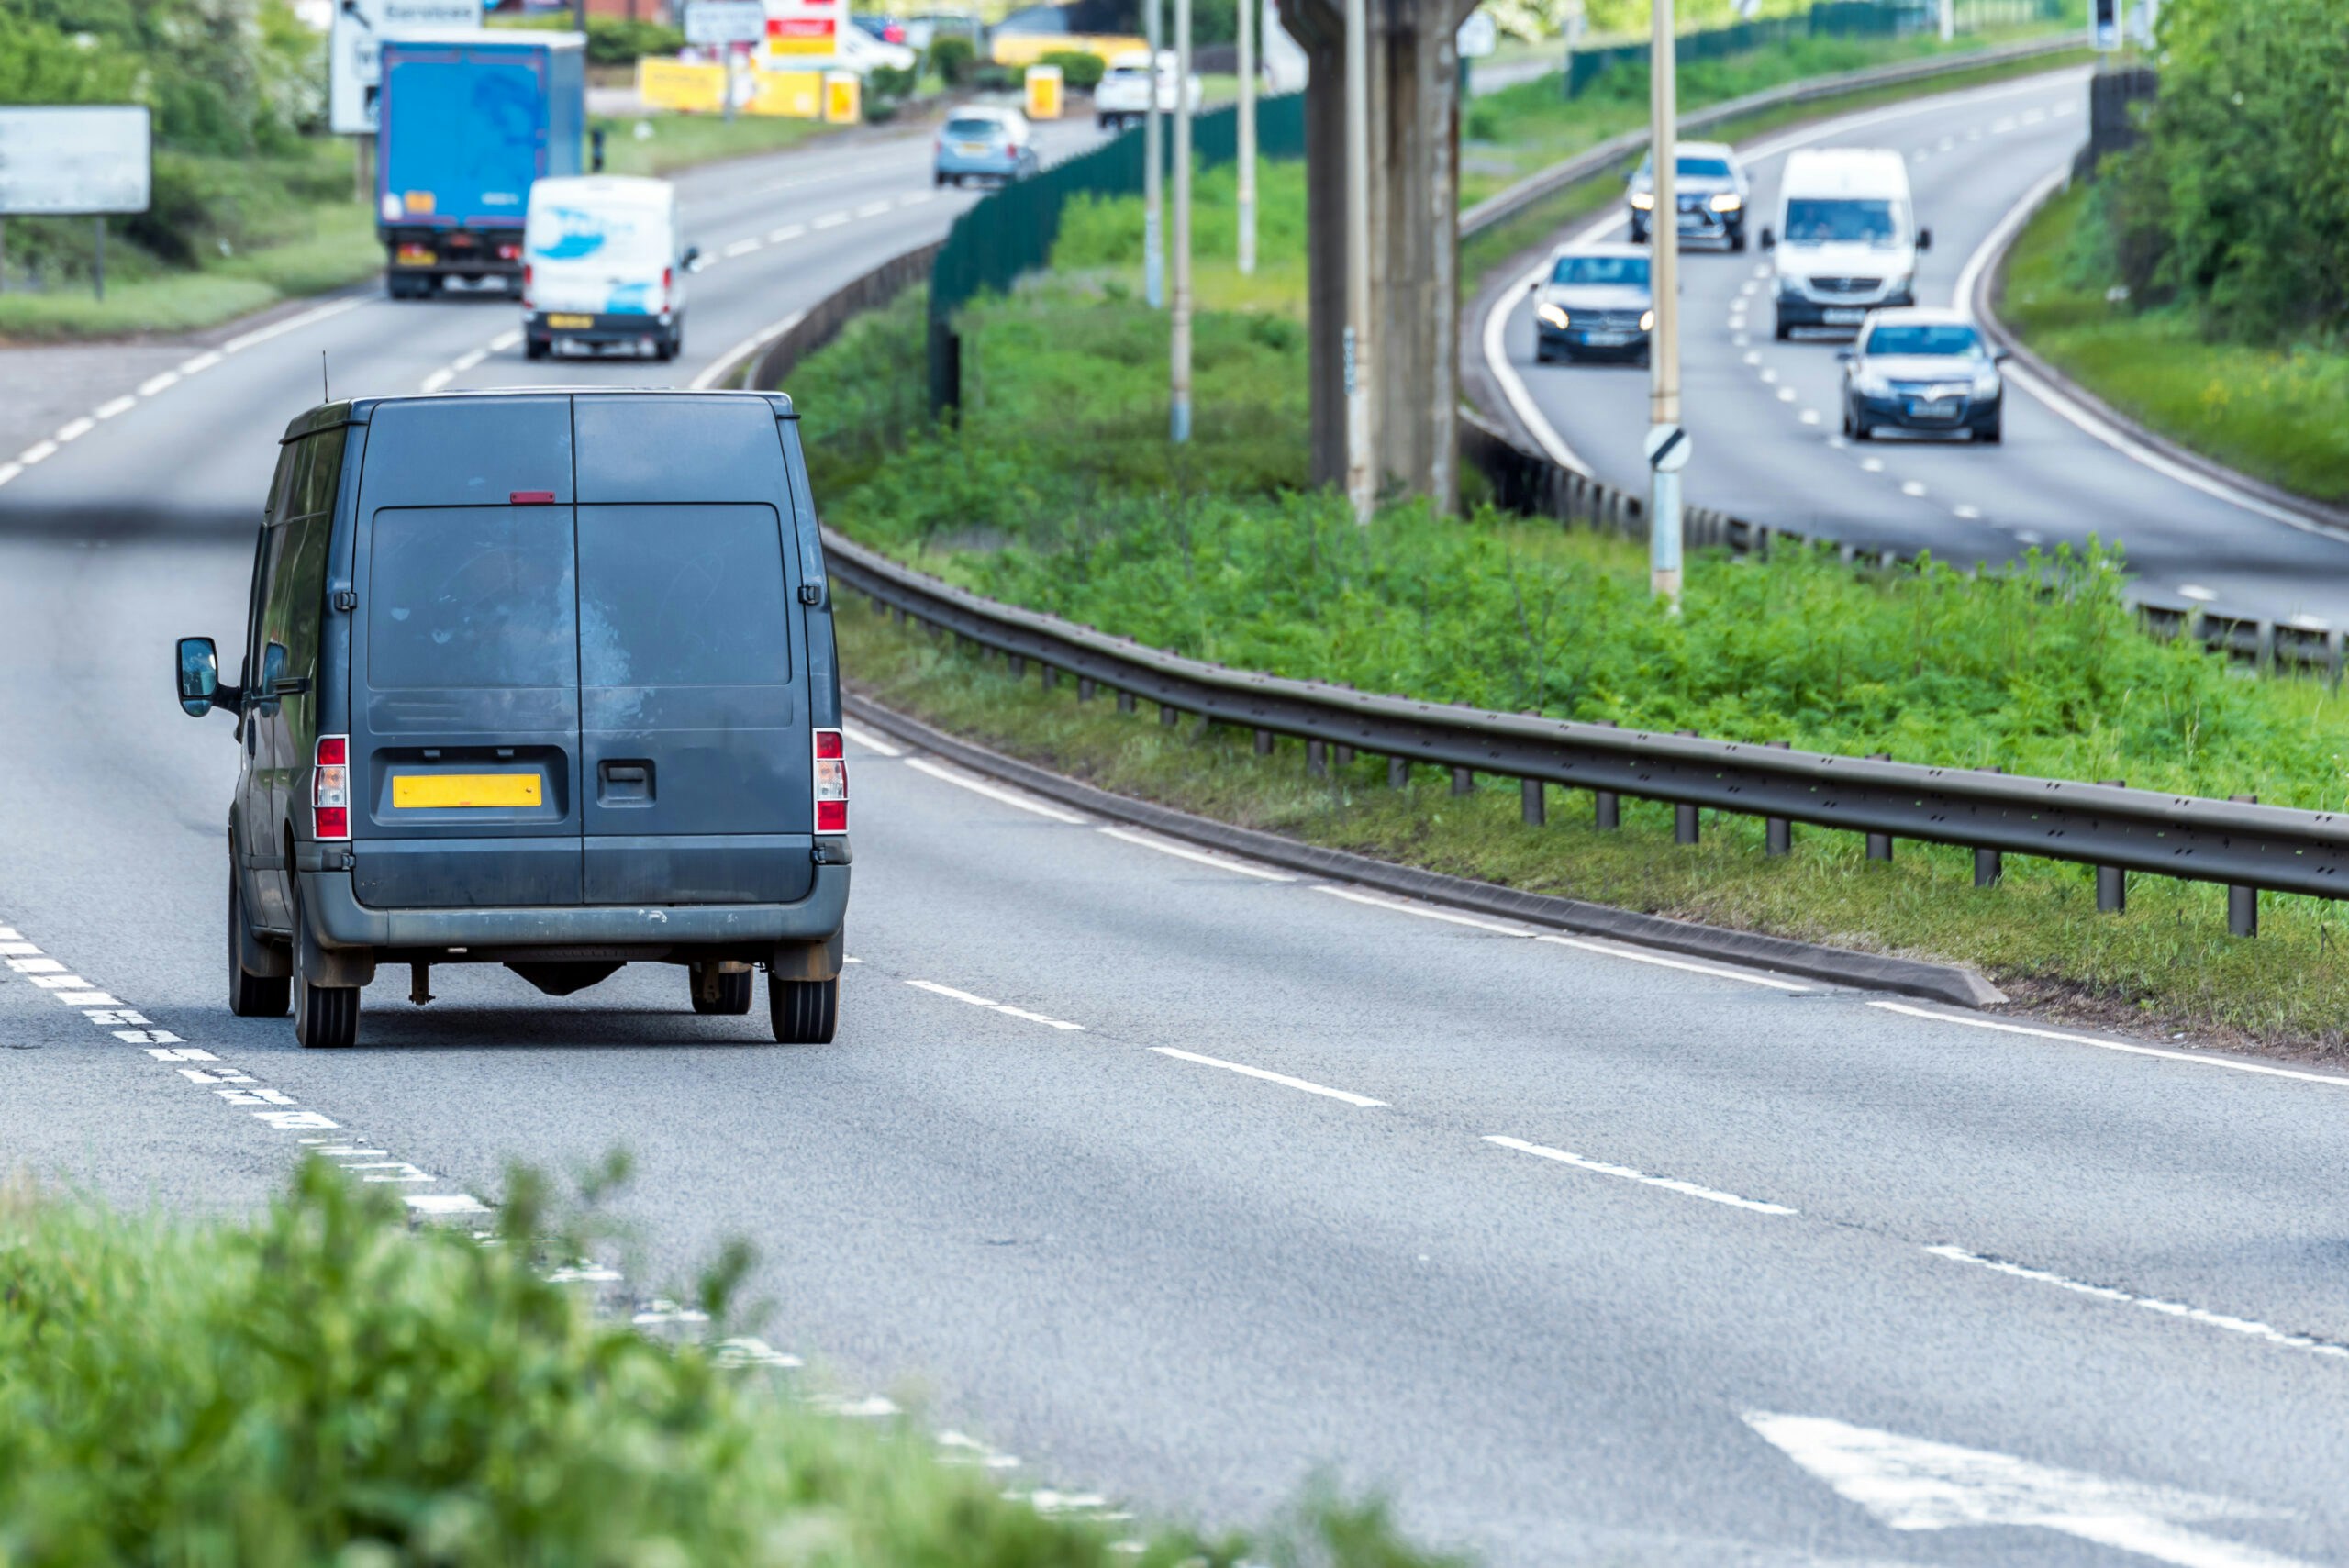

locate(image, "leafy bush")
[[972, 61, 1022, 91], [586, 17, 686, 66], [868, 61, 920, 102], [929, 32, 977, 83], [1040, 49, 1108, 90]]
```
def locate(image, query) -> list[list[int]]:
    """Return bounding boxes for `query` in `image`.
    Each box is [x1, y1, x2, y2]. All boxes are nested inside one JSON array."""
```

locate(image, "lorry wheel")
[[691, 962, 753, 1016], [769, 976, 838, 1044], [291, 884, 360, 1050], [228, 864, 290, 1018]]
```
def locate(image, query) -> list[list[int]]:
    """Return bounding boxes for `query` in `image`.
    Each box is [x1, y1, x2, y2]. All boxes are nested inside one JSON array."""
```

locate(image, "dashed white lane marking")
[[1860, 457, 1884, 473], [1758, 367, 1777, 384], [839, 720, 905, 756], [451, 347, 489, 373], [1097, 825, 1296, 882], [1926, 1246, 2349, 1364], [1952, 503, 1982, 518], [1776, 386, 1797, 403], [94, 395, 138, 420], [898, 189, 937, 206], [813, 210, 851, 228], [903, 756, 1087, 822], [768, 223, 807, 242], [1798, 409, 1821, 425], [419, 367, 456, 394], [1152, 1047, 1386, 1107], [1869, 1002, 2349, 1087], [2177, 584, 2217, 602], [906, 977, 1085, 1030], [723, 237, 762, 258], [137, 370, 181, 397], [855, 199, 895, 218], [0, 462, 21, 489], [490, 328, 523, 351], [1900, 480, 1928, 496], [18, 440, 58, 466], [1488, 1135, 1798, 1215], [179, 350, 223, 375], [1742, 350, 1763, 366], [2013, 528, 2044, 545]]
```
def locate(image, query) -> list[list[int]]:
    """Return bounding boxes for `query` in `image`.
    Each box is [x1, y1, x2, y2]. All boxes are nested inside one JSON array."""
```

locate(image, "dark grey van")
[[174, 389, 850, 1049]]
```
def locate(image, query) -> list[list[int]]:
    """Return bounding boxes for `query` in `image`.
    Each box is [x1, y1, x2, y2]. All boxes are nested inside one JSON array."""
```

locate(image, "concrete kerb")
[[845, 690, 2009, 1010]]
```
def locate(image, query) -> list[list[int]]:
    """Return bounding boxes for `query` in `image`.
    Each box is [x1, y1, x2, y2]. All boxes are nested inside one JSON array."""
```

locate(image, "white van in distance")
[[522, 176, 698, 361], [1761, 148, 1932, 340]]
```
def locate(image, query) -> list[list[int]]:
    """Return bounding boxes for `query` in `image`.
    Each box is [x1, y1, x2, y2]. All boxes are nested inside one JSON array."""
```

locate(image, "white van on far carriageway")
[[1761, 148, 1932, 340], [522, 175, 699, 361]]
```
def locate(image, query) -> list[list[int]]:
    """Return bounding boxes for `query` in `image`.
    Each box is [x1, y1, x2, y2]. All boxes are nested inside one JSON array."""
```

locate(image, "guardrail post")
[[2255, 620, 2277, 673], [1078, 676, 1096, 702], [1308, 740, 1328, 776], [1118, 690, 1137, 715], [1334, 745, 1354, 769], [1254, 728, 1275, 755], [2095, 780, 2126, 913], [1765, 740, 1792, 855], [1673, 730, 1699, 843], [893, 606, 909, 626], [1865, 753, 1893, 860], [1972, 767, 2005, 886], [1160, 703, 1181, 728], [2228, 794, 2259, 936], [2329, 628, 2344, 690], [1595, 789, 1620, 829], [1041, 665, 1060, 690], [1389, 757, 1408, 789], [1452, 767, 1474, 795], [1522, 778, 1545, 826], [1008, 654, 1026, 680]]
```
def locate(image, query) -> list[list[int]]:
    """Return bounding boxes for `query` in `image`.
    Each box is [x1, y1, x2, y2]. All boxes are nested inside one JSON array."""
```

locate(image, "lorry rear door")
[[382, 43, 547, 229], [573, 396, 814, 906], [349, 397, 584, 909]]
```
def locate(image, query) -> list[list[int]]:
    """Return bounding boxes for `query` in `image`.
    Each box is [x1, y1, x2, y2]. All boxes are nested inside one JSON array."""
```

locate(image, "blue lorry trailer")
[[376, 31, 586, 299]]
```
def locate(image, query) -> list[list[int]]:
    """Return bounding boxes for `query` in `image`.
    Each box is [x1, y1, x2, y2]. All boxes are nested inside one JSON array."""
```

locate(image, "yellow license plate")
[[545, 313, 594, 329], [393, 773, 543, 809], [396, 244, 437, 266]]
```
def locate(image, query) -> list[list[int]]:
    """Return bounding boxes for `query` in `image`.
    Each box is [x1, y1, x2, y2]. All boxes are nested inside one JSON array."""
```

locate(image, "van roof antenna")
[[321, 350, 331, 404]]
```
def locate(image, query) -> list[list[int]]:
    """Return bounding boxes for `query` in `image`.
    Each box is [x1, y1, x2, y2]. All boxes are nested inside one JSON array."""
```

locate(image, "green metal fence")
[[1562, 0, 2065, 95], [928, 93, 1307, 409]]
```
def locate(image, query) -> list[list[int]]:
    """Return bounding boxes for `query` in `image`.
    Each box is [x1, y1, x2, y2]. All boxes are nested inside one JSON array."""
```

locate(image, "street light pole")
[[1171, 0, 1193, 439], [1939, 0, 1954, 43], [1648, 0, 1683, 609], [1341, 0, 1372, 519], [1237, 0, 1256, 274], [1144, 0, 1165, 308]]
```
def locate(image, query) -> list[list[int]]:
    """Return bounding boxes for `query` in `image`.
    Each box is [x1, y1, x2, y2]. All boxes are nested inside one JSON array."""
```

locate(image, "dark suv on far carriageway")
[[174, 389, 852, 1050]]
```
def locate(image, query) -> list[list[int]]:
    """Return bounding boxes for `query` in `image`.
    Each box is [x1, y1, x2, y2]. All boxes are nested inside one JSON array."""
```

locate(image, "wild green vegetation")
[[787, 143, 2349, 1048], [1998, 0, 2349, 503], [0, 1158, 1453, 1565]]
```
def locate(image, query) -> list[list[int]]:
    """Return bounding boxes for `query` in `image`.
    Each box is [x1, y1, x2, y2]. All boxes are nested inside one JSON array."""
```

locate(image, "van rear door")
[[349, 396, 584, 909], [573, 396, 814, 906]]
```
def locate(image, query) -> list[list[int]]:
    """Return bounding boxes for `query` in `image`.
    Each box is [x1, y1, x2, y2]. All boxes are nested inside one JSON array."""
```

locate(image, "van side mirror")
[[682, 245, 704, 272], [1527, 279, 1540, 294], [1835, 349, 1854, 361], [1759, 227, 1776, 250], [1916, 228, 1933, 251], [1992, 347, 2011, 363], [176, 636, 238, 718]]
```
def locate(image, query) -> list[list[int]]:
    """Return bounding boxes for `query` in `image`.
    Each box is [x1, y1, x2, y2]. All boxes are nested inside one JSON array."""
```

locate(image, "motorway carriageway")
[[6, 86, 2349, 1567], [1486, 68, 2349, 632]]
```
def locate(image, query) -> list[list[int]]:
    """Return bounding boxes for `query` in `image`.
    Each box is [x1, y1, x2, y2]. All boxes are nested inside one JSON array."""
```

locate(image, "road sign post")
[[0, 106, 151, 302]]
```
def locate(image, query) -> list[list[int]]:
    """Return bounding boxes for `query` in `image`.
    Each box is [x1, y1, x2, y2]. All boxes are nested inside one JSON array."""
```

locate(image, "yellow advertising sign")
[[1024, 64, 1063, 121], [751, 69, 822, 117], [822, 72, 861, 126], [991, 31, 1139, 67], [638, 57, 728, 113]]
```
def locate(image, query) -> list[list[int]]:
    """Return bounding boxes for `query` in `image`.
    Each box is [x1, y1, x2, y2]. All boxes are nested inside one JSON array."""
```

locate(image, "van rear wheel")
[[228, 866, 290, 1018], [292, 884, 360, 1050], [769, 976, 838, 1044], [691, 962, 753, 1016]]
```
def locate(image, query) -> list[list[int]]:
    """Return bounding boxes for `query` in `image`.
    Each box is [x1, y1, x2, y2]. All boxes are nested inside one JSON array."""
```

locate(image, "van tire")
[[691, 962, 753, 1015], [769, 976, 837, 1044], [228, 866, 291, 1018], [292, 884, 361, 1050]]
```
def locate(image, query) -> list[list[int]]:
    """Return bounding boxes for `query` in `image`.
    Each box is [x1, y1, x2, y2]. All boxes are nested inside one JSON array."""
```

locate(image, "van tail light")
[[522, 262, 533, 312], [662, 265, 674, 312], [813, 728, 847, 834], [315, 735, 351, 841]]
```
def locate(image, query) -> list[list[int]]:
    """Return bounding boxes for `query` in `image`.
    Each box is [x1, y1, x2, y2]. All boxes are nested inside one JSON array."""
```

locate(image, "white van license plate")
[[1823, 307, 1867, 325]]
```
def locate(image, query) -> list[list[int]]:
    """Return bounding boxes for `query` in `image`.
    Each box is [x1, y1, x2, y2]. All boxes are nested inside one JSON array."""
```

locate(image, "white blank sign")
[[0, 106, 152, 217]]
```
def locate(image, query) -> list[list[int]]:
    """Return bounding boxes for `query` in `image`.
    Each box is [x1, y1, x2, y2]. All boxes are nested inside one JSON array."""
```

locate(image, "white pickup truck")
[[1093, 49, 1204, 130]]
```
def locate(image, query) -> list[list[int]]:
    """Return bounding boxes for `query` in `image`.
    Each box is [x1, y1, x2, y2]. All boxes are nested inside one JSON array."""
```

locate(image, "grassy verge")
[[0, 1158, 1454, 1566], [593, 110, 841, 177], [1461, 45, 2096, 291], [791, 159, 2349, 1052], [1998, 180, 2349, 507]]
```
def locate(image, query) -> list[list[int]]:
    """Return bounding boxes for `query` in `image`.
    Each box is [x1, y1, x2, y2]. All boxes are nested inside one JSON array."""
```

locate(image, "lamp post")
[[1171, 0, 1193, 439], [1648, 0, 1683, 609], [1342, 0, 1372, 519]]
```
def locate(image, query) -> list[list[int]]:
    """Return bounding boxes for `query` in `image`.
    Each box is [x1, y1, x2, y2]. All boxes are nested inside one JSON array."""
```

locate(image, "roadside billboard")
[[763, 0, 843, 58], [0, 106, 152, 216], [684, 0, 767, 46], [330, 0, 483, 135]]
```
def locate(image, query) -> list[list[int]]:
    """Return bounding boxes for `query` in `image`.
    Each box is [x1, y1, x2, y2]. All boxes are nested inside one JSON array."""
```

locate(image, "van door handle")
[[597, 760, 653, 804]]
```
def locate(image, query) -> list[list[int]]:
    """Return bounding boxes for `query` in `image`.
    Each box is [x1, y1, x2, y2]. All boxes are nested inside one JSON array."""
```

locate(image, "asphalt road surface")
[[1486, 69, 2349, 632], [7, 95, 2349, 1568]]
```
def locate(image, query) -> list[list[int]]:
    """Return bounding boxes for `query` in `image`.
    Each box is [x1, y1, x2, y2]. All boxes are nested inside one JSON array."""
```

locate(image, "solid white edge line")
[[839, 720, 905, 756], [1924, 1245, 2349, 1361], [1097, 826, 1296, 882], [220, 295, 363, 356], [1484, 70, 2088, 485], [688, 308, 807, 391], [1487, 1134, 1798, 1214], [1531, 933, 1809, 992], [1152, 1047, 1386, 1107], [489, 328, 524, 351], [903, 757, 1086, 823], [1313, 884, 1529, 933], [1867, 1001, 2349, 1087]]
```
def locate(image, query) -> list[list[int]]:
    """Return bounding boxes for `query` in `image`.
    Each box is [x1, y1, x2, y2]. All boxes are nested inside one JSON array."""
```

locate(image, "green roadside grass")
[[789, 159, 2349, 1052], [1998, 180, 2349, 508], [593, 110, 841, 177], [0, 1158, 1453, 1566]]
